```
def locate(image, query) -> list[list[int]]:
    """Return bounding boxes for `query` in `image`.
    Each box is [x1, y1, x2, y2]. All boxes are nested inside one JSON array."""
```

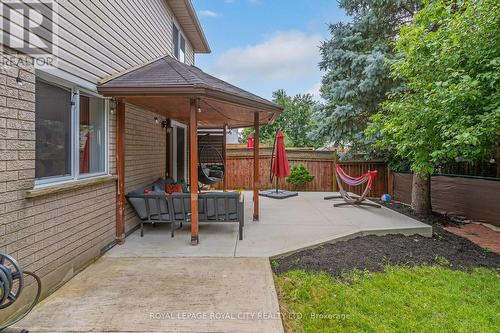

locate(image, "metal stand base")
[[259, 189, 298, 199], [333, 201, 381, 208], [324, 195, 343, 200], [325, 195, 381, 208]]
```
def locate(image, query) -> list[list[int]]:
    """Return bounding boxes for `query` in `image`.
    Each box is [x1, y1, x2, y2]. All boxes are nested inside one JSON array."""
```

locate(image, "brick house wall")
[[123, 104, 167, 233], [0, 57, 117, 320], [0, 56, 167, 320]]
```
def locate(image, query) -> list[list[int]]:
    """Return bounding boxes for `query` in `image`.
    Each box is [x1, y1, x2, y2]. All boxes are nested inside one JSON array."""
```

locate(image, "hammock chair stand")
[[198, 144, 225, 188], [325, 165, 381, 208]]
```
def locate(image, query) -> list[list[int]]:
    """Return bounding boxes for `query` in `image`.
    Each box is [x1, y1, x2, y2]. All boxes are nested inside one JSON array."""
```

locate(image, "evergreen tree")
[[313, 0, 421, 154]]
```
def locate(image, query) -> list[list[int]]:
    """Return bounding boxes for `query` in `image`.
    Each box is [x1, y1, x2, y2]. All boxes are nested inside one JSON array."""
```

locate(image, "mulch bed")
[[273, 201, 500, 277]]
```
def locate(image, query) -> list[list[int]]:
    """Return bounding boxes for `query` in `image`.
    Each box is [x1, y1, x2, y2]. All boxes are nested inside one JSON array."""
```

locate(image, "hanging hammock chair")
[[324, 165, 380, 208], [198, 145, 225, 185]]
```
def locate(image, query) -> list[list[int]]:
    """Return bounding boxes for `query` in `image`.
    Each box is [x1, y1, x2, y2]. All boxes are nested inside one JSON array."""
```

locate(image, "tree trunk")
[[411, 173, 432, 215]]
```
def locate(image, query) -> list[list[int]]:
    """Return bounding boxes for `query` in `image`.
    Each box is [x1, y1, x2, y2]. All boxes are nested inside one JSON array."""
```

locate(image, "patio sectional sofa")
[[126, 178, 244, 240]]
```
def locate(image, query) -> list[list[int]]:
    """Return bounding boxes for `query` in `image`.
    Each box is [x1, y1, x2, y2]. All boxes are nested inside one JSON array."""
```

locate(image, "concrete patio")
[[10, 192, 430, 332], [11, 257, 284, 333], [106, 191, 432, 258]]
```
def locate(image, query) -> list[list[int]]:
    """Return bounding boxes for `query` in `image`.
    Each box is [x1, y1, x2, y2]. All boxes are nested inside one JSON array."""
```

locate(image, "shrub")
[[287, 165, 314, 187]]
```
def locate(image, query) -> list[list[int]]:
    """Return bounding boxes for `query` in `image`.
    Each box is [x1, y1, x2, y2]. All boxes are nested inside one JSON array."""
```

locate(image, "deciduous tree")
[[367, 0, 500, 214], [243, 90, 324, 148]]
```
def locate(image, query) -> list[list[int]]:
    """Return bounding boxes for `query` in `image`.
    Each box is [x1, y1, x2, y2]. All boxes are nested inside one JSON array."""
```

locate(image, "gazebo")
[[97, 55, 282, 245]]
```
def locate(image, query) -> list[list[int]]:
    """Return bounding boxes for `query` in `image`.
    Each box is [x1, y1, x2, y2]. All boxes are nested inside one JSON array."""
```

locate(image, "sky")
[[191, 0, 348, 101]]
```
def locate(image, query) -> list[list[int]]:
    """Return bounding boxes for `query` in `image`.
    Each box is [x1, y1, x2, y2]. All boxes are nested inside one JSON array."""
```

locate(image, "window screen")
[[35, 80, 72, 180]]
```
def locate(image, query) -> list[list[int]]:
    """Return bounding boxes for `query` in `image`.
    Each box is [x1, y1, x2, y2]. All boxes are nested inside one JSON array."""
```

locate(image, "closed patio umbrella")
[[259, 130, 297, 199], [247, 133, 254, 148], [272, 130, 290, 190]]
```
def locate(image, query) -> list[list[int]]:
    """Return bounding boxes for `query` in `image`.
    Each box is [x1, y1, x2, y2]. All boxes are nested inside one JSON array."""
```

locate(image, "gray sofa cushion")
[[171, 192, 240, 221], [128, 193, 171, 221], [126, 178, 174, 220], [204, 192, 238, 220]]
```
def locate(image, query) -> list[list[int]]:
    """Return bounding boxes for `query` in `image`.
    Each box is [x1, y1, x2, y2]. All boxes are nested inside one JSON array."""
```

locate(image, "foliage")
[[242, 90, 325, 148], [367, 0, 500, 176], [286, 165, 315, 187], [313, 0, 422, 154], [276, 266, 500, 333]]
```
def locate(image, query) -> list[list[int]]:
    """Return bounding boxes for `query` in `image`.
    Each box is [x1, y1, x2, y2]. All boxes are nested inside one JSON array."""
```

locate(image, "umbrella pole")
[[275, 177, 279, 193]]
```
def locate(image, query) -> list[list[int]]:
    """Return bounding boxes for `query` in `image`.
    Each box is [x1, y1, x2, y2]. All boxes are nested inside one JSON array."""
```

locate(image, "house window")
[[173, 23, 186, 63], [35, 77, 107, 185], [35, 80, 72, 180], [79, 94, 105, 175]]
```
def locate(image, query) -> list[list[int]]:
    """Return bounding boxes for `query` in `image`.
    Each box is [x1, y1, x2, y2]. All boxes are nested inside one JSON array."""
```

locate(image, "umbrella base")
[[259, 189, 298, 199]]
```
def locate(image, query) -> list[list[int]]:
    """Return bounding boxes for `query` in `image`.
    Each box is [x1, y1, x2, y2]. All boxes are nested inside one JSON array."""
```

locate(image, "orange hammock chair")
[[324, 165, 381, 208]]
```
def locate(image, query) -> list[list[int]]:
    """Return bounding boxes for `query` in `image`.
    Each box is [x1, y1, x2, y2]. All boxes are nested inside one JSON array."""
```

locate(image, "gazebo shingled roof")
[[98, 56, 282, 128]]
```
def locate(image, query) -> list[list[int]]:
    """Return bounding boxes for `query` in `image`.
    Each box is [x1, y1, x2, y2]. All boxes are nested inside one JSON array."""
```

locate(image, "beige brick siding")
[[123, 104, 167, 232], [0, 57, 116, 317], [0, 56, 169, 315]]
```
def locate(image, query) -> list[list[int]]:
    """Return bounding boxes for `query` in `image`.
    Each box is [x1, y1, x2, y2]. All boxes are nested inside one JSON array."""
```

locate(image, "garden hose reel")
[[0, 253, 41, 331]]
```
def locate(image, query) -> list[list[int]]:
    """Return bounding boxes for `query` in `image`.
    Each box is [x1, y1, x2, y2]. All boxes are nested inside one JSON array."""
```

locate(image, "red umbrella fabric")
[[80, 131, 90, 174], [272, 130, 291, 178], [247, 133, 254, 148]]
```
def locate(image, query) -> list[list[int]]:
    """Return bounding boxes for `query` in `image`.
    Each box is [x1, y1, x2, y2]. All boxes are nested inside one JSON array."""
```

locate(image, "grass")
[[275, 266, 499, 333]]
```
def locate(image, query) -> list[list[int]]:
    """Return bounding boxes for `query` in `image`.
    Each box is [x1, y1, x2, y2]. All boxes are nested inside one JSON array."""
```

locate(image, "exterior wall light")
[[16, 68, 23, 86], [109, 99, 116, 115], [161, 119, 172, 133]]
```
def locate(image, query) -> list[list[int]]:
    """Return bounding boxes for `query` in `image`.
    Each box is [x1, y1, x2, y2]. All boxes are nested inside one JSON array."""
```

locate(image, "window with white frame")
[[35, 77, 107, 185], [173, 23, 186, 63]]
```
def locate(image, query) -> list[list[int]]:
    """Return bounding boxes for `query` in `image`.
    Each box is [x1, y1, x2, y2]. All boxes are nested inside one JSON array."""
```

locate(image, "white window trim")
[[172, 22, 186, 63], [170, 120, 188, 182], [34, 72, 109, 188]]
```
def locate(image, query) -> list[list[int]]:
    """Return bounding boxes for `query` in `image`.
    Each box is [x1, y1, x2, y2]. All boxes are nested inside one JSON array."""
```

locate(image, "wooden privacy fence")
[[214, 146, 388, 197]]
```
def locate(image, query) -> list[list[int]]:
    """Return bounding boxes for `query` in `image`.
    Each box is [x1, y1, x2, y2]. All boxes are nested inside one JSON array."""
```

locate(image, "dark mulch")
[[273, 201, 500, 277]]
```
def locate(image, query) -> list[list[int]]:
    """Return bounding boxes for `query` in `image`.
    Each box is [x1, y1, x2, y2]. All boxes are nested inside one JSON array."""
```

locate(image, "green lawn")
[[275, 266, 499, 333]]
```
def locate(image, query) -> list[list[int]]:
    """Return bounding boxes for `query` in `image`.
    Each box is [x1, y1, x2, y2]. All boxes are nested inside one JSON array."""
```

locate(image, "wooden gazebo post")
[[222, 124, 227, 192], [253, 112, 259, 221], [116, 100, 126, 244], [189, 99, 199, 245]]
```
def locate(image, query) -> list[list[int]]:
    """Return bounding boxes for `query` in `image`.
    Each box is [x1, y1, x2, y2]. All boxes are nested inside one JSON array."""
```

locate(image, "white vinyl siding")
[[185, 41, 195, 66], [1, 0, 196, 84]]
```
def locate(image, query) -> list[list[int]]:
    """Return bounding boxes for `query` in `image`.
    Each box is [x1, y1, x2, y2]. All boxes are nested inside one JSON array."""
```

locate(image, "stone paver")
[[445, 223, 500, 254]]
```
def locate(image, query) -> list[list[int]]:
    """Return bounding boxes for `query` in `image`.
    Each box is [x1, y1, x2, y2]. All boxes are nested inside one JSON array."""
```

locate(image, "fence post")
[[387, 166, 394, 196], [332, 150, 338, 192], [496, 149, 500, 178]]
